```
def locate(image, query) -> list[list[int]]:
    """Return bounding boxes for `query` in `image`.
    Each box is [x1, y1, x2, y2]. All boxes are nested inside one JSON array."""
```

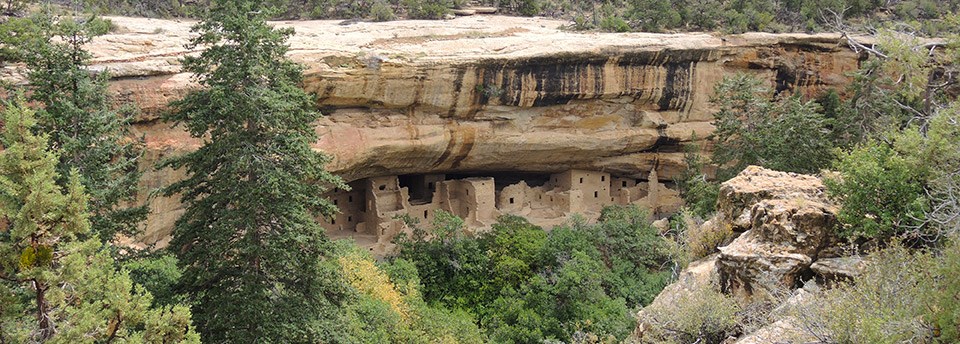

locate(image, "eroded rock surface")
[[716, 166, 839, 298], [635, 167, 846, 343], [0, 16, 863, 245]]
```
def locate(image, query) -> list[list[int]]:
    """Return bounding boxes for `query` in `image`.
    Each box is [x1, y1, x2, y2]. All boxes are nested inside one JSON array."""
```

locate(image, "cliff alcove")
[[30, 15, 863, 249]]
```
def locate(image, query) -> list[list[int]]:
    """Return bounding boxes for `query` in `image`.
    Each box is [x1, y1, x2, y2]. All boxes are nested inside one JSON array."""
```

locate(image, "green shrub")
[[405, 0, 452, 19], [123, 253, 184, 307], [710, 74, 835, 179], [674, 136, 720, 218], [599, 15, 630, 32], [826, 140, 929, 240], [639, 281, 741, 344], [790, 243, 936, 343], [517, 0, 542, 16], [394, 208, 672, 342], [370, 1, 397, 21]]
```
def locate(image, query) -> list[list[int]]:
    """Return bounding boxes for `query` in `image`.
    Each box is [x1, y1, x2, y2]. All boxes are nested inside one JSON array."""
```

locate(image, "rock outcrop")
[[1, 16, 863, 245], [716, 166, 839, 298], [635, 167, 845, 343]]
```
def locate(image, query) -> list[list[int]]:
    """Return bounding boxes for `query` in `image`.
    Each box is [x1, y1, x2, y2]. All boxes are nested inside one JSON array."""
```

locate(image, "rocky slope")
[[636, 166, 859, 343], [3, 16, 863, 245]]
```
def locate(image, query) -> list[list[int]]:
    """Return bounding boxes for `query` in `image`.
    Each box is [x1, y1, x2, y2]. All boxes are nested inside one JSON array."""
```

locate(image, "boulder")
[[810, 256, 865, 283], [716, 167, 839, 298]]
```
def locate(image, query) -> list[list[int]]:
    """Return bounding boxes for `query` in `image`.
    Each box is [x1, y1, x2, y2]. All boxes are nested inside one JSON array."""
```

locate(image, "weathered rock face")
[[13, 16, 862, 245], [634, 167, 845, 343], [715, 166, 839, 299]]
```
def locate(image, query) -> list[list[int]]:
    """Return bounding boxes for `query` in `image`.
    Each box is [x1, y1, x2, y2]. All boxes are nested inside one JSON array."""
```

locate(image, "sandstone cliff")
[[2, 16, 863, 245]]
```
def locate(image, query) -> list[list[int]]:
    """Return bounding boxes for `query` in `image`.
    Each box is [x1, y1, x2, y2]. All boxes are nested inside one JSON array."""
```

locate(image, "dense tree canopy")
[[394, 206, 671, 343]]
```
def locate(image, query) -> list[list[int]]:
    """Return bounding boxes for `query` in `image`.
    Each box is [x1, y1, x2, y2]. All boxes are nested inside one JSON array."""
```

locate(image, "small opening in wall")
[[611, 198, 615, 202], [550, 197, 553, 202], [622, 181, 627, 187], [428, 182, 434, 189], [424, 210, 428, 219], [509, 197, 515, 204], [348, 216, 352, 222], [466, 189, 469, 195], [348, 195, 353, 203], [579, 177, 583, 184], [601, 176, 606, 182], [333, 199, 338, 206], [331, 219, 336, 225], [379, 185, 386, 191], [594, 191, 598, 198]]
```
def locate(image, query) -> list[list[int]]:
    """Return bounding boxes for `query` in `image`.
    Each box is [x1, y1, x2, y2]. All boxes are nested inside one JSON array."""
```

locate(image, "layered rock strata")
[[1, 16, 863, 246], [635, 167, 846, 342], [715, 166, 840, 298]]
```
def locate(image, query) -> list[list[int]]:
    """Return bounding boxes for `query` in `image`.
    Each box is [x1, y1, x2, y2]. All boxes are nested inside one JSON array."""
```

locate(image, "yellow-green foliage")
[[790, 242, 944, 343], [639, 281, 741, 344], [339, 251, 409, 318], [337, 244, 486, 344], [666, 211, 733, 269]]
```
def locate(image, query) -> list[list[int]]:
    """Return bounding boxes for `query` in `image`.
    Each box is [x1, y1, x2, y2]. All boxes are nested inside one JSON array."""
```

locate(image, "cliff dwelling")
[[60, 16, 863, 250], [322, 169, 681, 250]]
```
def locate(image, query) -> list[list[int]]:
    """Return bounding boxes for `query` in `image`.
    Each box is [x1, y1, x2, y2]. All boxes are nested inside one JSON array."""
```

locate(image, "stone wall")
[[322, 169, 681, 251]]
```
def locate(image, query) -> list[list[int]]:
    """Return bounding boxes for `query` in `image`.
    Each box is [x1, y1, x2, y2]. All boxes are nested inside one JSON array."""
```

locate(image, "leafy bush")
[[599, 15, 630, 32], [124, 253, 184, 307], [790, 243, 937, 343], [338, 243, 487, 343], [394, 207, 672, 342], [665, 211, 732, 269], [826, 140, 929, 240], [405, 0, 452, 19], [639, 281, 741, 344], [710, 74, 835, 179], [674, 136, 720, 218], [370, 1, 397, 21]]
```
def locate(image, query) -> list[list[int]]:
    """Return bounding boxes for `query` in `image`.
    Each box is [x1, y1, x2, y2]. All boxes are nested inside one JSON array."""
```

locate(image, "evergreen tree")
[[160, 0, 350, 341], [3, 10, 148, 244], [0, 98, 199, 343]]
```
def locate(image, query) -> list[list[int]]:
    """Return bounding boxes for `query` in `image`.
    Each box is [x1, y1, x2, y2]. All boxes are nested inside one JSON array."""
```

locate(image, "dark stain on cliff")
[[449, 128, 476, 169], [659, 61, 694, 111], [433, 129, 457, 168], [643, 127, 683, 153], [447, 69, 467, 117], [465, 49, 716, 109]]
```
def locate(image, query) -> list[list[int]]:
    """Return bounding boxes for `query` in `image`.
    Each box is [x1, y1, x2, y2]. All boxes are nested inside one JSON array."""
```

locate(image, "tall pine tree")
[[0, 98, 199, 343], [1, 9, 147, 244], [160, 1, 350, 342]]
